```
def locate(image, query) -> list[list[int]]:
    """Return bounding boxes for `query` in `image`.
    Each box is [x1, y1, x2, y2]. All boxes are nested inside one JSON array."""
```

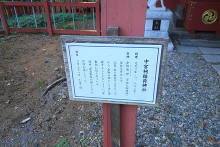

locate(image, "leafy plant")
[[55, 139, 70, 147], [79, 138, 89, 147]]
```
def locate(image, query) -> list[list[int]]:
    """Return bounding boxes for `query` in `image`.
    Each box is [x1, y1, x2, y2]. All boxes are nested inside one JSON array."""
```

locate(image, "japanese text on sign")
[[65, 43, 162, 104]]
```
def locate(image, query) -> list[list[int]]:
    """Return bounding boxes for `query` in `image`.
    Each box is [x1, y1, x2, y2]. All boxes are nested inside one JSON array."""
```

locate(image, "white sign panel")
[[65, 43, 162, 104]]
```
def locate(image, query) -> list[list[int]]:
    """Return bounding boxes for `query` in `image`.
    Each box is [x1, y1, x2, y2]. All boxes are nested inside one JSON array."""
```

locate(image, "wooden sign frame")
[[60, 35, 168, 105]]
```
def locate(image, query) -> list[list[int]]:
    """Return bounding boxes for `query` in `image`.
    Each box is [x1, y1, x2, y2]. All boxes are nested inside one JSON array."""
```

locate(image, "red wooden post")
[[101, 0, 146, 146], [44, 0, 53, 35], [0, 2, 9, 35], [100, 0, 107, 35], [95, 1, 101, 35], [120, 105, 137, 147], [103, 104, 113, 147]]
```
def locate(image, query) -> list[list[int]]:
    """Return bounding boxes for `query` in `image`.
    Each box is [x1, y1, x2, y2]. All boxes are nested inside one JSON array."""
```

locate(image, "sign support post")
[[103, 26, 137, 147], [61, 35, 167, 147], [120, 105, 137, 147], [103, 103, 113, 147], [103, 27, 120, 147]]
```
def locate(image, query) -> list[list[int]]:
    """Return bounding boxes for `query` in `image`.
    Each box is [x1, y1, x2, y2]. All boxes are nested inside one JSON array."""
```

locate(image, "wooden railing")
[[0, 0, 100, 35]]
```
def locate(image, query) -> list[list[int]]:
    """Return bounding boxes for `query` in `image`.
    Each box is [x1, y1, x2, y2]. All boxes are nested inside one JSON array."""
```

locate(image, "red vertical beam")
[[44, 0, 53, 35], [103, 104, 112, 147], [120, 105, 137, 147], [95, 1, 101, 35], [100, 0, 107, 35], [0, 3, 9, 35]]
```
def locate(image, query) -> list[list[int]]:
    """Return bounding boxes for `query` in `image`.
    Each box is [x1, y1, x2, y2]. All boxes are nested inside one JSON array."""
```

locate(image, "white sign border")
[[61, 36, 168, 106], [65, 43, 162, 105]]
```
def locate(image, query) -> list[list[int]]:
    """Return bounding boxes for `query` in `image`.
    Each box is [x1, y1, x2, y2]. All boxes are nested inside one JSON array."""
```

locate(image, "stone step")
[[199, 47, 220, 55], [170, 28, 220, 41], [176, 46, 220, 55], [178, 39, 220, 48], [175, 45, 220, 76], [202, 55, 220, 64], [175, 45, 201, 54]]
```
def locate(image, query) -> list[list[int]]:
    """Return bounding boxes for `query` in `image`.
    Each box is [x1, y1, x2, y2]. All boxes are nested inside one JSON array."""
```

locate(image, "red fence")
[[0, 0, 100, 35]]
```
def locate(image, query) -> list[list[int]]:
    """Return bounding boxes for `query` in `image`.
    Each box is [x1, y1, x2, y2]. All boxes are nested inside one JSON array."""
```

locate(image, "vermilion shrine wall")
[[101, 0, 147, 36], [101, 0, 188, 37]]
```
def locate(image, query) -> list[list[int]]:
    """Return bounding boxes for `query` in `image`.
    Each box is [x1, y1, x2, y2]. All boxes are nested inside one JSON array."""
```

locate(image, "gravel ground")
[[49, 51, 219, 147], [44, 51, 219, 147], [136, 51, 220, 147], [1, 34, 219, 146]]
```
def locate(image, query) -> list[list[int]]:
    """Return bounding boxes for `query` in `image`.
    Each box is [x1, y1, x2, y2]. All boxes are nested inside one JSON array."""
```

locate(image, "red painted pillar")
[[103, 104, 112, 147], [44, 0, 53, 35], [120, 105, 137, 147], [95, 1, 101, 35], [101, 0, 146, 146], [0, 2, 9, 35]]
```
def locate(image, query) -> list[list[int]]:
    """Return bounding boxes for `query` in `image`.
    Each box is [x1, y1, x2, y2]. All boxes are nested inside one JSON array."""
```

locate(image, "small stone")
[[178, 123, 184, 128], [72, 135, 76, 140], [162, 90, 167, 96], [202, 82, 209, 87], [79, 131, 84, 136], [54, 67, 59, 72], [62, 95, 67, 99], [44, 116, 51, 122], [52, 115, 56, 119], [216, 100, 220, 105], [200, 122, 206, 129], [5, 100, 10, 104], [20, 117, 31, 124], [55, 109, 63, 115]]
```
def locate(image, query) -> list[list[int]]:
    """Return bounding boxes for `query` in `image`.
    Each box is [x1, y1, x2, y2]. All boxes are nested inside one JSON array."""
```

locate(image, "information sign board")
[[61, 36, 167, 105]]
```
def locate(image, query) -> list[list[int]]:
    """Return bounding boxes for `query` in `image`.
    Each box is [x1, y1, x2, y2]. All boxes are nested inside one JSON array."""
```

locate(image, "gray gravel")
[[77, 51, 220, 146], [136, 51, 220, 146], [68, 51, 220, 146], [2, 51, 219, 146]]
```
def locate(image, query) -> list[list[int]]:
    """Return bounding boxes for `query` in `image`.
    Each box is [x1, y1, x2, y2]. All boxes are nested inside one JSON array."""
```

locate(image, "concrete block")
[[144, 31, 169, 39], [160, 20, 170, 32], [199, 47, 220, 55], [202, 55, 220, 63], [175, 45, 201, 54], [179, 39, 220, 48], [146, 9, 173, 19]]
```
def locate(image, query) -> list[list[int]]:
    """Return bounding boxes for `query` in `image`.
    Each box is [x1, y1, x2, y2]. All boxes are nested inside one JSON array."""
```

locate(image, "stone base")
[[144, 30, 169, 39], [146, 9, 173, 19], [144, 8, 174, 51]]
